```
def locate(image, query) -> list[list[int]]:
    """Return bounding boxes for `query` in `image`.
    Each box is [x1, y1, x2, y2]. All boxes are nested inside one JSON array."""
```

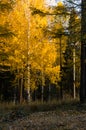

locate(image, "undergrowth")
[[0, 99, 86, 116]]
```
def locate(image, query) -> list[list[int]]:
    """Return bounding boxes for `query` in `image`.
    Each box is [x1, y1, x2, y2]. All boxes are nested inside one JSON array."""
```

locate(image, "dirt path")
[[0, 110, 86, 130]]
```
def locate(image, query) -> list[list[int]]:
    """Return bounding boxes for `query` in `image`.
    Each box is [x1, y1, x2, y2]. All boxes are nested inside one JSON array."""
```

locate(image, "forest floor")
[[0, 101, 86, 130]]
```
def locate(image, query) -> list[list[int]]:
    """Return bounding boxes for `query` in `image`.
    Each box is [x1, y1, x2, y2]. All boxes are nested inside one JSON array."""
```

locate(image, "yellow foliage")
[[57, 1, 64, 7], [45, 65, 60, 84], [0, 0, 68, 90]]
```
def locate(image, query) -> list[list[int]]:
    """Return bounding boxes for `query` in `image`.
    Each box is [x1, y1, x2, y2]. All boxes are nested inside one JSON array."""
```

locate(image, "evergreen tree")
[[80, 0, 86, 103], [62, 7, 81, 98]]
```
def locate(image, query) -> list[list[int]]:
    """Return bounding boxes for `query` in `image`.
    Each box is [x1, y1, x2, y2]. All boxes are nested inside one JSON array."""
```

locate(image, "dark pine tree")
[[80, 0, 86, 103]]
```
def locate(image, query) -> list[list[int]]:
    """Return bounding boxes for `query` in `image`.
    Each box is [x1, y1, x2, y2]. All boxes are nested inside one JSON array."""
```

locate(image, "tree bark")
[[80, 0, 86, 103]]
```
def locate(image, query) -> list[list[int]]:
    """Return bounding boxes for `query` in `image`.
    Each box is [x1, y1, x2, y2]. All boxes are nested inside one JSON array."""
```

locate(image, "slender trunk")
[[48, 83, 51, 102], [59, 37, 63, 100], [20, 74, 23, 104], [25, 0, 31, 102], [41, 85, 44, 103], [41, 70, 44, 102], [73, 47, 76, 99], [27, 64, 31, 102]]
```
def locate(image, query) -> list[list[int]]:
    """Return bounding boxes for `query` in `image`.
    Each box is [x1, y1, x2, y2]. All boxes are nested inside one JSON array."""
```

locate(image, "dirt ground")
[[0, 109, 86, 130]]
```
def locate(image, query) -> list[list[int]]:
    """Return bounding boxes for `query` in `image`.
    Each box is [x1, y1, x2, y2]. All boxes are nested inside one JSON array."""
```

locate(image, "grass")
[[0, 99, 86, 116], [0, 101, 57, 116], [0, 99, 86, 130]]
